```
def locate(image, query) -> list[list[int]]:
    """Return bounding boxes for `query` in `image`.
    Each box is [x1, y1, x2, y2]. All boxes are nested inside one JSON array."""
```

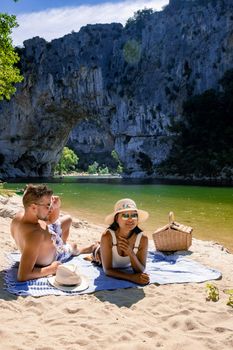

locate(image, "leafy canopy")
[[55, 147, 79, 175], [125, 8, 154, 27], [158, 69, 233, 178], [0, 13, 23, 100]]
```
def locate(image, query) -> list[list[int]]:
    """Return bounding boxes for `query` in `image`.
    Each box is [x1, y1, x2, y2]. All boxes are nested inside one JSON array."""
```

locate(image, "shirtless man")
[[11, 184, 93, 281]]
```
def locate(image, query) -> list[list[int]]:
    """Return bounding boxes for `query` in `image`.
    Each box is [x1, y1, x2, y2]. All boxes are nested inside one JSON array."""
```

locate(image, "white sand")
[[0, 195, 233, 350]]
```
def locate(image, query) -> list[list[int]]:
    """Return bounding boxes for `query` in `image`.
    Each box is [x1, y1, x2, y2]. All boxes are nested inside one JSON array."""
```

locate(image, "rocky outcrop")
[[0, 0, 233, 178], [0, 195, 23, 218]]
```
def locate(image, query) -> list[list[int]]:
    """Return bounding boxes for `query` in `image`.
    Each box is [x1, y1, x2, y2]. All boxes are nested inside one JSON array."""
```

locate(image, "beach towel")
[[4, 249, 221, 297]]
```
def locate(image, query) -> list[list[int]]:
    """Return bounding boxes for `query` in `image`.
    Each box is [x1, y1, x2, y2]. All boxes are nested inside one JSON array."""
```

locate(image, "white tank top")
[[108, 229, 143, 268]]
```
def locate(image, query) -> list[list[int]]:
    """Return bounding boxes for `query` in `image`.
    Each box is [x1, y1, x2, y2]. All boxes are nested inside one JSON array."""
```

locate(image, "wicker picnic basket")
[[152, 212, 193, 252]]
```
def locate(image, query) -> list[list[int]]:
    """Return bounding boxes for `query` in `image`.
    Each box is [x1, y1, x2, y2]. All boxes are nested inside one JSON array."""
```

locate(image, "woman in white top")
[[93, 198, 150, 285]]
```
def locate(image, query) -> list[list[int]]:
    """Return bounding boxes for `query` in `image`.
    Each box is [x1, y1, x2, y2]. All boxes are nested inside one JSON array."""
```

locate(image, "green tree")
[[0, 13, 23, 100], [123, 39, 141, 65], [111, 150, 120, 163], [125, 8, 154, 28], [87, 161, 99, 174], [111, 150, 123, 174], [158, 69, 233, 178], [55, 147, 79, 175]]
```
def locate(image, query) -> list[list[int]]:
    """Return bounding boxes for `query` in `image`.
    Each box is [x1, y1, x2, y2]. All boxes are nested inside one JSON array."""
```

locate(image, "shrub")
[[98, 166, 110, 175], [87, 161, 99, 174]]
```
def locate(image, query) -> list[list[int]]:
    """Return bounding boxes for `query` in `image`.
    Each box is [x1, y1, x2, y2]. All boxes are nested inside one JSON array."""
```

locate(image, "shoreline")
[[2, 174, 233, 187], [0, 194, 233, 349]]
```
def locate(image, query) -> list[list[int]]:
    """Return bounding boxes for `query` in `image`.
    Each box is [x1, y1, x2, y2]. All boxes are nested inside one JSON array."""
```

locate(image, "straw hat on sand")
[[48, 264, 89, 292]]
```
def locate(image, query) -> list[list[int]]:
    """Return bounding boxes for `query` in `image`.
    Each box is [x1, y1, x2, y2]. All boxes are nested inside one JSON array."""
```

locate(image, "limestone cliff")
[[0, 0, 233, 178]]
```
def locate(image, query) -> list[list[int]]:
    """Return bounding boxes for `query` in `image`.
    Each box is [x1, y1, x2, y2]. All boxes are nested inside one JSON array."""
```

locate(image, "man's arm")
[[17, 231, 60, 281]]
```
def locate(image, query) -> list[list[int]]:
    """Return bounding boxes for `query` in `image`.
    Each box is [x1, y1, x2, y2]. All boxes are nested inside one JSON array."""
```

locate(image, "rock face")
[[0, 0, 233, 178]]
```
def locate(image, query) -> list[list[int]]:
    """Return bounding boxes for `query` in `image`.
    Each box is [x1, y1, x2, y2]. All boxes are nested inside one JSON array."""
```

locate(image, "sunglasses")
[[121, 213, 138, 220], [35, 202, 53, 210]]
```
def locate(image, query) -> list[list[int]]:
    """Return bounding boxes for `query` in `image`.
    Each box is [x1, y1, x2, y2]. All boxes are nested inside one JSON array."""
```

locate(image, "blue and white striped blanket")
[[4, 249, 221, 297]]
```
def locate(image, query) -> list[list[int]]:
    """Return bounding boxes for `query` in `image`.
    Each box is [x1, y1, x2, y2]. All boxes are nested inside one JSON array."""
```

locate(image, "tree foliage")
[[158, 69, 233, 178], [123, 39, 141, 65], [55, 147, 79, 175], [111, 150, 123, 173], [125, 8, 154, 28], [0, 12, 23, 100], [87, 161, 99, 174]]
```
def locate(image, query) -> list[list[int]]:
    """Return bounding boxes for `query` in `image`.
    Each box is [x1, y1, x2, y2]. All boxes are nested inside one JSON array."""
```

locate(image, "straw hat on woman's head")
[[104, 198, 149, 225]]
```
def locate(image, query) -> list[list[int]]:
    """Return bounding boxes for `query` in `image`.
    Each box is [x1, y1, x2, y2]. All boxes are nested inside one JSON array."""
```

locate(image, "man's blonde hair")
[[22, 184, 53, 208]]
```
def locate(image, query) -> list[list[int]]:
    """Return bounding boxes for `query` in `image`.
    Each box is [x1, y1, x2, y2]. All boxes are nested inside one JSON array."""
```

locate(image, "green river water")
[[4, 179, 233, 252]]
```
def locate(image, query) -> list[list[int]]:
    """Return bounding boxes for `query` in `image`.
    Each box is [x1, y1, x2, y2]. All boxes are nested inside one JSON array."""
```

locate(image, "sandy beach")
[[0, 195, 233, 350]]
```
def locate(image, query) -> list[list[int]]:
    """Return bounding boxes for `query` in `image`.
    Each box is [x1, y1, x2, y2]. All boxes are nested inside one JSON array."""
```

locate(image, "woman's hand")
[[130, 272, 150, 285], [47, 196, 61, 223], [51, 196, 61, 210], [117, 237, 133, 256]]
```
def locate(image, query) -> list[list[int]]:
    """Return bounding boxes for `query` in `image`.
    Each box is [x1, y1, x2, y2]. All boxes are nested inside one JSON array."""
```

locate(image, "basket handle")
[[169, 211, 175, 224]]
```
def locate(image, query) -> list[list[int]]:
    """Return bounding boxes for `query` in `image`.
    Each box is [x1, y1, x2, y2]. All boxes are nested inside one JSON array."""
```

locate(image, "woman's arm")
[[46, 196, 61, 224], [117, 234, 148, 273], [100, 231, 149, 285]]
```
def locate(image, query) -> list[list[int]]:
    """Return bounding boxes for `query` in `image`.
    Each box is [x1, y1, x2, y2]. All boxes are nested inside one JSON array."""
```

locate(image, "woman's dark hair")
[[108, 213, 142, 238], [108, 221, 119, 231]]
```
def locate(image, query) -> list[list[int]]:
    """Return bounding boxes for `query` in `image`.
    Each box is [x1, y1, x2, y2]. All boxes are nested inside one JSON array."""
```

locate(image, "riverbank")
[[2, 173, 233, 187], [0, 195, 233, 349], [58, 174, 233, 187]]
